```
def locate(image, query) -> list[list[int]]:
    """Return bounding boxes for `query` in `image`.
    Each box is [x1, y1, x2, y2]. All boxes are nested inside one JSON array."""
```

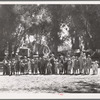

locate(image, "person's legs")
[[95, 67, 98, 75], [3, 65, 6, 75]]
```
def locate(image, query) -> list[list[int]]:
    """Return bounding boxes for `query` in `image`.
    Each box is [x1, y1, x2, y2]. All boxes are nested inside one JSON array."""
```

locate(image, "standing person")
[[15, 55, 21, 75], [50, 54, 55, 74], [79, 52, 84, 74], [67, 58, 72, 75], [27, 58, 31, 74], [67, 55, 72, 74], [23, 56, 28, 74], [92, 61, 99, 75], [46, 59, 52, 75], [82, 54, 87, 75], [54, 59, 59, 74], [3, 56, 8, 75], [7, 60, 11, 75], [10, 59, 16, 75], [71, 56, 75, 74], [58, 60, 63, 75], [74, 56, 80, 75], [73, 56, 77, 74], [31, 58, 35, 74], [20, 59, 24, 75], [41, 56, 46, 75], [34, 58, 39, 74], [63, 57, 68, 74], [38, 57, 42, 74], [86, 55, 92, 75], [59, 55, 64, 74]]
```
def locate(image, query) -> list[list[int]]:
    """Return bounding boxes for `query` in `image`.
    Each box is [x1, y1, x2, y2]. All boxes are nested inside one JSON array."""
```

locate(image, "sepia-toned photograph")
[[0, 1, 100, 99]]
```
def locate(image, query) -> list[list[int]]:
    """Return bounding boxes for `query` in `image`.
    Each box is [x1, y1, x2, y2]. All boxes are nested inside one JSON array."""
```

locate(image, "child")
[[92, 61, 99, 75]]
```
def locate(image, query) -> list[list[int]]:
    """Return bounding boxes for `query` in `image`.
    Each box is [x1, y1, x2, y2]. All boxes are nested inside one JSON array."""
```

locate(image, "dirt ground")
[[0, 69, 100, 93]]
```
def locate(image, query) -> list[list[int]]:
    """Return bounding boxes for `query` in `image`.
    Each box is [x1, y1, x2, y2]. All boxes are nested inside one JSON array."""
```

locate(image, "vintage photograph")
[[0, 1, 100, 98]]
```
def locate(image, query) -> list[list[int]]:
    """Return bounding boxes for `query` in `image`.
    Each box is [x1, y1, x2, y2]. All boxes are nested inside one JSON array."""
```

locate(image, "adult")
[[41, 56, 46, 75], [59, 55, 64, 74], [71, 56, 75, 74], [50, 54, 55, 74], [73, 56, 79, 74], [38, 57, 42, 74], [54, 59, 59, 74], [31, 58, 35, 74], [63, 57, 68, 74], [23, 56, 28, 74], [79, 52, 84, 74], [34, 58, 39, 74], [10, 59, 16, 75], [83, 53, 87, 75], [15, 55, 21, 75], [3, 56, 8, 75], [46, 59, 52, 75], [86, 55, 92, 74], [27, 58, 31, 74]]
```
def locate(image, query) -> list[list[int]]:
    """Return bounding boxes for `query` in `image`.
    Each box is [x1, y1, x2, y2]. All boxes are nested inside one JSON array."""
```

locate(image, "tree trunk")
[[8, 41, 12, 58]]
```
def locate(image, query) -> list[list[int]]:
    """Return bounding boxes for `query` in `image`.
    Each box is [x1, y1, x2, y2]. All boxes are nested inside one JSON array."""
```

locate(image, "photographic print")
[[0, 0, 100, 99]]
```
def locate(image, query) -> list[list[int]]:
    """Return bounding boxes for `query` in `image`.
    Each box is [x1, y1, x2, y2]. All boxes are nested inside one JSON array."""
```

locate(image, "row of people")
[[2, 53, 99, 75]]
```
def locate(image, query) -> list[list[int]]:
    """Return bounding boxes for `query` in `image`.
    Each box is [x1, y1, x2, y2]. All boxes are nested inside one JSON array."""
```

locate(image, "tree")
[[0, 5, 18, 58]]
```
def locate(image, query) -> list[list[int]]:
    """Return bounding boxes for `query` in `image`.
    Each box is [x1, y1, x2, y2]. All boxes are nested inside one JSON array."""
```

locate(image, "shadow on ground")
[[54, 81, 100, 93]]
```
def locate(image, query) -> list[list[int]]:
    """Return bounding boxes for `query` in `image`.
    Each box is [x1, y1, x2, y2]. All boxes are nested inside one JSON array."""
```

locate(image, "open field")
[[0, 69, 100, 93]]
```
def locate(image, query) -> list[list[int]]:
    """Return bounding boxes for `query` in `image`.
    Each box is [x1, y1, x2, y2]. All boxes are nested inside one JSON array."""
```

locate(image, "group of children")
[[2, 52, 99, 75]]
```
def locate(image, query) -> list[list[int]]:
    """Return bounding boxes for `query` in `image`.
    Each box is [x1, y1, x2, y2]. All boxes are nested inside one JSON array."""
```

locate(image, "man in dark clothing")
[[31, 58, 34, 74], [41, 57, 46, 75], [63, 58, 68, 74], [59, 55, 64, 74]]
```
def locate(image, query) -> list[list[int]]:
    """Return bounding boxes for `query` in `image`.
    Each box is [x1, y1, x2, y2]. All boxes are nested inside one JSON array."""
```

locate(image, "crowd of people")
[[2, 52, 99, 76]]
